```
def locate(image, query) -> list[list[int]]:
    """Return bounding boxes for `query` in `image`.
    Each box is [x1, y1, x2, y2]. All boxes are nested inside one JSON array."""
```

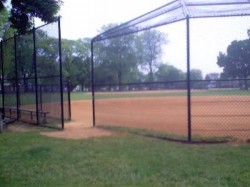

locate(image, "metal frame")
[[0, 17, 67, 129], [91, 0, 250, 142]]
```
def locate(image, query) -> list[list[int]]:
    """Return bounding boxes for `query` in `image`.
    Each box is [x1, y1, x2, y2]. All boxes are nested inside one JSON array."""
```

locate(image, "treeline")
[[2, 21, 249, 91], [0, 24, 206, 91], [93, 24, 203, 88]]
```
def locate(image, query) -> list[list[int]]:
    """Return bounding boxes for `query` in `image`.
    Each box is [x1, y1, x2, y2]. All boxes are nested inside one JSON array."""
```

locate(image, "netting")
[[92, 1, 250, 142], [0, 18, 70, 129], [1, 38, 17, 119], [93, 22, 188, 141], [190, 16, 250, 141], [93, 0, 250, 42]]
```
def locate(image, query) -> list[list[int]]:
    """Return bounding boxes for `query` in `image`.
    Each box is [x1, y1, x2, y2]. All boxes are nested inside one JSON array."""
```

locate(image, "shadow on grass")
[[97, 125, 237, 144]]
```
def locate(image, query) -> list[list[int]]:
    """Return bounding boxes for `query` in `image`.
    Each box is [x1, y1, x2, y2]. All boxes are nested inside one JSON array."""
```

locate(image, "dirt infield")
[[93, 95, 250, 140], [42, 95, 250, 141], [41, 100, 113, 140]]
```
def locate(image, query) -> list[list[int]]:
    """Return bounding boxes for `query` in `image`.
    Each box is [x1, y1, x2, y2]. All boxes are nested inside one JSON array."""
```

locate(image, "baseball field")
[[69, 89, 250, 141]]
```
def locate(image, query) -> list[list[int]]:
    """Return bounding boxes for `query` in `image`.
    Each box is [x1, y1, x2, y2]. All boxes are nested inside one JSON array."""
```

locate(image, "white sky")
[[58, 0, 166, 39], [36, 0, 250, 76]]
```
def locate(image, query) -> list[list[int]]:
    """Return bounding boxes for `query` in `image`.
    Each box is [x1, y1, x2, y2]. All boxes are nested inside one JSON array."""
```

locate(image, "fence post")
[[0, 114, 3, 133], [67, 78, 71, 120], [91, 39, 96, 127], [33, 27, 39, 125], [186, 16, 192, 142], [58, 17, 64, 129], [1, 41, 5, 119], [14, 35, 20, 120]]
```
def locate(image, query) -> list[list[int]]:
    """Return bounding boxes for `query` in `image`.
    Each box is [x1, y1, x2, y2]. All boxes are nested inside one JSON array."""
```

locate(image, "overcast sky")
[[58, 0, 166, 39], [37, 0, 250, 76]]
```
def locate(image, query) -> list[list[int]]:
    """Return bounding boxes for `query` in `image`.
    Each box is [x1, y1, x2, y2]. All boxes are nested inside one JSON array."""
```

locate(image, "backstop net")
[[92, 22, 188, 141], [92, 0, 250, 142], [190, 16, 250, 141]]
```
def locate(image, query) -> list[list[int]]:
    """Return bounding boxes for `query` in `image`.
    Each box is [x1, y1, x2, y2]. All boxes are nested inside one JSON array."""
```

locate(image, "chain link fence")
[[91, 1, 250, 142], [0, 18, 70, 129]]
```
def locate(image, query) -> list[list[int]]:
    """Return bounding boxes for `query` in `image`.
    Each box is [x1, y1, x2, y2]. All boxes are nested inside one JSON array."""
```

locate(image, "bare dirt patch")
[[42, 95, 250, 141], [7, 122, 39, 132], [41, 100, 114, 140], [41, 122, 113, 140], [94, 96, 250, 141]]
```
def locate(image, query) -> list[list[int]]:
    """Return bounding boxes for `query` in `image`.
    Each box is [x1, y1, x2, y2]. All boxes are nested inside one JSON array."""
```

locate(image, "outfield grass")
[[1, 89, 249, 105], [0, 129, 250, 186], [71, 89, 250, 100]]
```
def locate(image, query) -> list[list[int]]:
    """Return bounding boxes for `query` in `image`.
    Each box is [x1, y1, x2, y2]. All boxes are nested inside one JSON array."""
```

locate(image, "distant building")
[[205, 73, 220, 81]]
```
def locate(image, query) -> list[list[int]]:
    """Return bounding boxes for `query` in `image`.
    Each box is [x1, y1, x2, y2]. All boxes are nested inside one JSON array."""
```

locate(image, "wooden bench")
[[1, 107, 49, 124]]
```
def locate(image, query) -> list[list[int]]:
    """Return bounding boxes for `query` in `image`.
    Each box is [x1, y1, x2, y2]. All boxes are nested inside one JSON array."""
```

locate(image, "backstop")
[[91, 0, 250, 142]]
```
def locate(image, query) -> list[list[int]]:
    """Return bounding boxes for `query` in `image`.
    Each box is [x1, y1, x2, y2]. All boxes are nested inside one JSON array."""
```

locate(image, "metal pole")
[[91, 40, 96, 127], [33, 27, 39, 125], [1, 42, 5, 119], [40, 85, 42, 110], [186, 17, 192, 142], [58, 17, 64, 129], [14, 35, 20, 120], [67, 78, 71, 120]]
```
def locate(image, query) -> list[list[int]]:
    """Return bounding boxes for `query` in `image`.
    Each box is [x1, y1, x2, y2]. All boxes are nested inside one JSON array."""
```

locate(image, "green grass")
[[1, 89, 249, 105], [70, 92, 92, 100], [70, 89, 250, 100], [98, 125, 236, 143], [0, 128, 250, 186]]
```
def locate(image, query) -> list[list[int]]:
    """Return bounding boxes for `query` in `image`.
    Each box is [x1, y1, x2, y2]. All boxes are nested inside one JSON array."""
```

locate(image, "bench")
[[1, 107, 49, 124]]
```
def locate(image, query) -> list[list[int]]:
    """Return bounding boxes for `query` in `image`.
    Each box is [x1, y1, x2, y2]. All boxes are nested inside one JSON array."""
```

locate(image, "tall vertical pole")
[[14, 35, 20, 120], [67, 78, 71, 120], [1, 42, 5, 119], [91, 40, 96, 127], [33, 27, 39, 125], [186, 17, 192, 142], [58, 17, 64, 129]]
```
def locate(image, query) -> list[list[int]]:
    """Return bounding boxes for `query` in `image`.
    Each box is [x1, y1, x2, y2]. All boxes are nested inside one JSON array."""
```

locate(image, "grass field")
[[1, 89, 249, 105], [0, 128, 250, 186], [70, 89, 250, 100]]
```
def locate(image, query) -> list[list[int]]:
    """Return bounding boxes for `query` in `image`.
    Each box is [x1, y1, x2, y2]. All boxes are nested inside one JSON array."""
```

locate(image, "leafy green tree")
[[136, 29, 167, 82], [2, 38, 15, 80], [217, 38, 250, 90], [156, 64, 185, 81], [35, 29, 60, 82], [0, 7, 13, 39], [0, 0, 62, 33], [1, 9, 15, 79], [61, 38, 91, 90], [94, 24, 139, 89], [189, 69, 204, 89], [189, 69, 203, 80]]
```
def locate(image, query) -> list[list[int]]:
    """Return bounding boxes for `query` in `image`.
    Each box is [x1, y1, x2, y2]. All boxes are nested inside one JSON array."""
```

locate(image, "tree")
[[35, 29, 60, 82], [94, 24, 139, 89], [188, 69, 204, 89], [61, 38, 91, 90], [217, 39, 250, 90], [189, 69, 203, 80], [136, 29, 167, 82], [156, 64, 184, 81], [0, 0, 62, 33]]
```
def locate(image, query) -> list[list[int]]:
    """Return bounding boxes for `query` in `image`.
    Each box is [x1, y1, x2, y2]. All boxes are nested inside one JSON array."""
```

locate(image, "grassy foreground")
[[0, 129, 250, 187]]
